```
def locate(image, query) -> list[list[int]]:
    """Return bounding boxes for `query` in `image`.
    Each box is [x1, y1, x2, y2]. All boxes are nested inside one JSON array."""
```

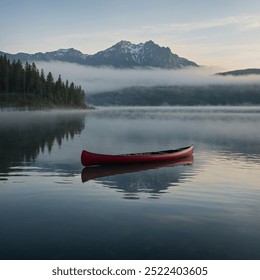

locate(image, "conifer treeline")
[[0, 55, 86, 108]]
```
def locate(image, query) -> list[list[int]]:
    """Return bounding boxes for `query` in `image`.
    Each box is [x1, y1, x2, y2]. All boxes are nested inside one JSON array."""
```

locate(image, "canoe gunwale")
[[120, 145, 192, 156]]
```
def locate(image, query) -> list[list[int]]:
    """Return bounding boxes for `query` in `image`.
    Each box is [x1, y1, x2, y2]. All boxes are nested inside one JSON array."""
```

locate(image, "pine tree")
[[46, 72, 54, 102]]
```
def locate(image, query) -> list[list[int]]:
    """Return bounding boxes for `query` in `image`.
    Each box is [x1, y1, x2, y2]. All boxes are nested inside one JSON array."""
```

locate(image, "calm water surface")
[[0, 107, 260, 260]]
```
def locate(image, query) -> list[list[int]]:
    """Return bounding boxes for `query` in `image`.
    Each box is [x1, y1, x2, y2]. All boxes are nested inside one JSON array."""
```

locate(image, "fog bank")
[[36, 61, 260, 94]]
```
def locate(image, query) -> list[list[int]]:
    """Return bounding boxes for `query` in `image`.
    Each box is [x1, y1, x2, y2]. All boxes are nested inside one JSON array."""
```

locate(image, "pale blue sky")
[[1, 0, 260, 70]]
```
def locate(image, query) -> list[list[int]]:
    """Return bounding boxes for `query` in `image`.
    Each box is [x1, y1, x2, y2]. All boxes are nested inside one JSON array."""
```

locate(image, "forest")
[[88, 84, 260, 106], [0, 55, 87, 108]]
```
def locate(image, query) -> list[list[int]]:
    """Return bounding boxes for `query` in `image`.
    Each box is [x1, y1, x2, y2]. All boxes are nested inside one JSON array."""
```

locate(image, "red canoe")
[[81, 145, 194, 167]]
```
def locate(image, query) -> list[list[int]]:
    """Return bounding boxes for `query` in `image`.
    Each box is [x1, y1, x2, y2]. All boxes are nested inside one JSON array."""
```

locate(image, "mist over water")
[[83, 107, 260, 156], [0, 109, 87, 126], [36, 61, 260, 94]]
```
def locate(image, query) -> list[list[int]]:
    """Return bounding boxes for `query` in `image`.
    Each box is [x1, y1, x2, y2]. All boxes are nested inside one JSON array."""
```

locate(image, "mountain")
[[0, 40, 198, 69], [0, 48, 88, 65], [84, 40, 198, 68], [217, 68, 260, 76]]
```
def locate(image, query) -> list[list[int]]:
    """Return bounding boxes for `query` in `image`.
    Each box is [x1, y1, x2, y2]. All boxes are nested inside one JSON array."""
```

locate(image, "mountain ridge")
[[0, 40, 198, 69], [216, 68, 260, 76]]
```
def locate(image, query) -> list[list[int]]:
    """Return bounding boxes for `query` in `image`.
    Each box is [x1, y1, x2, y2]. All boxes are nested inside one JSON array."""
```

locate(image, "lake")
[[0, 106, 260, 260]]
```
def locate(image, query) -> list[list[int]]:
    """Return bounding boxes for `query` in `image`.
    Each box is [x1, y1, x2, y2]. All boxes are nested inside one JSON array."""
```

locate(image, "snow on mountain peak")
[[105, 41, 153, 62]]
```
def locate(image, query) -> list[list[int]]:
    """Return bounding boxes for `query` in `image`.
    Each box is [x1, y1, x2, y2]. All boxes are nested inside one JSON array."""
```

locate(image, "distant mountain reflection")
[[0, 110, 86, 173], [82, 156, 194, 199]]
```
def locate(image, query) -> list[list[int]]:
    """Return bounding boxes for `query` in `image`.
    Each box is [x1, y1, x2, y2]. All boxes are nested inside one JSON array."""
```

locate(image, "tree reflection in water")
[[0, 110, 86, 173]]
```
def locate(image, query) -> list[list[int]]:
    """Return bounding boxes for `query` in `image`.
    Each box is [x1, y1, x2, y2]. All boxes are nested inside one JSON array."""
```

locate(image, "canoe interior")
[[121, 145, 192, 156]]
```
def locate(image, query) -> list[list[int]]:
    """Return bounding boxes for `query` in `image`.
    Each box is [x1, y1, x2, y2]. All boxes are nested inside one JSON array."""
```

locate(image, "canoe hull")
[[81, 145, 194, 167]]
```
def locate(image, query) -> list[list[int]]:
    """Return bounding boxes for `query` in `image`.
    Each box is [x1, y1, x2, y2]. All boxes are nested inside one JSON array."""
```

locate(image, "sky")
[[1, 0, 260, 70]]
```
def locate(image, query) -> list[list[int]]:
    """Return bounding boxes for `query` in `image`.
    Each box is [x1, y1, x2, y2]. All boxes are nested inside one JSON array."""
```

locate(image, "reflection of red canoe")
[[81, 156, 193, 182], [81, 145, 193, 167]]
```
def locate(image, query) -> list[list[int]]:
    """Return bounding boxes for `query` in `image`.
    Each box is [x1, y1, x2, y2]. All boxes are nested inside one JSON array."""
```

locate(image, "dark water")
[[0, 107, 260, 260]]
